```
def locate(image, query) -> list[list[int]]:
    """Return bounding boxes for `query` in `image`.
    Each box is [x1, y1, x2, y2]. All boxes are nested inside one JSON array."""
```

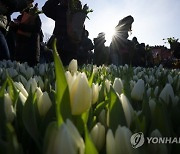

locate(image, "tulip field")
[[0, 44, 180, 154]]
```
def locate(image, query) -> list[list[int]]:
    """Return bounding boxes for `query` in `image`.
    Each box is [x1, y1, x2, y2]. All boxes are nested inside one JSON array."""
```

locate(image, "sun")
[[104, 28, 116, 46]]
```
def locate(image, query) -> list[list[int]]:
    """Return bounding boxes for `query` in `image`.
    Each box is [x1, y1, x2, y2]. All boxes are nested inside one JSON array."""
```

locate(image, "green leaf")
[[0, 80, 7, 138], [108, 86, 127, 132], [6, 123, 23, 154], [7, 77, 19, 106], [151, 102, 172, 137], [85, 126, 98, 154], [52, 39, 72, 126], [43, 122, 58, 154], [88, 68, 94, 87], [22, 90, 40, 152]]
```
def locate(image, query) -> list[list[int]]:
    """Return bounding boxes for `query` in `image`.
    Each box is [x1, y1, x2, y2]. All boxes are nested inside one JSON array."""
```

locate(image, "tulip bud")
[[34, 76, 44, 91], [18, 75, 28, 86], [65, 71, 73, 88], [159, 83, 174, 104], [46, 119, 85, 154], [69, 72, 92, 115], [119, 94, 134, 128], [167, 74, 173, 84], [131, 79, 145, 101], [173, 96, 179, 106], [19, 92, 27, 104], [90, 122, 105, 151], [154, 86, 159, 97], [26, 67, 34, 79], [105, 79, 111, 93], [37, 92, 52, 116], [92, 83, 99, 104], [4, 93, 15, 122], [106, 129, 116, 154], [106, 126, 133, 154], [14, 82, 28, 98], [148, 129, 168, 154], [39, 63, 46, 76], [113, 78, 123, 95], [148, 99, 156, 114], [68, 59, 78, 74], [7, 67, 18, 78], [147, 87, 152, 97], [98, 109, 106, 126], [26, 78, 38, 93], [115, 125, 133, 154], [36, 87, 43, 98], [19, 63, 26, 75]]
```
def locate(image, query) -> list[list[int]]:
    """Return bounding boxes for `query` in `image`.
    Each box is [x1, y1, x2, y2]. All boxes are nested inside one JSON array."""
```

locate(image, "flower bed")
[[0, 46, 180, 154]]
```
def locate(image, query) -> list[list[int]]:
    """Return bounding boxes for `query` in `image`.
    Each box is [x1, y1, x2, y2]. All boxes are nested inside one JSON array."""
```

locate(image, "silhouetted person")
[[110, 15, 134, 65], [42, 0, 83, 65], [14, 0, 42, 66], [0, 1, 12, 60], [77, 30, 94, 65], [93, 32, 109, 66]]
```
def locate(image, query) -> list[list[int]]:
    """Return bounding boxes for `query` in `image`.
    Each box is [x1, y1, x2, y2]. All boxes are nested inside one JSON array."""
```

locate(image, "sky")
[[12, 0, 180, 47]]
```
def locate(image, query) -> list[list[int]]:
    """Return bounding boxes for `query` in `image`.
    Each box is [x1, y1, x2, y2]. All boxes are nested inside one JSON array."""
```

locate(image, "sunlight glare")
[[104, 28, 116, 46]]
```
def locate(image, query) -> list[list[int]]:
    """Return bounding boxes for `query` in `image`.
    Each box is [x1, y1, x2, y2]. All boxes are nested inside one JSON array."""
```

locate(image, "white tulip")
[[26, 67, 34, 79], [167, 75, 173, 84], [19, 92, 27, 104], [154, 86, 159, 97], [119, 94, 134, 128], [39, 63, 46, 76], [34, 76, 44, 90], [131, 79, 145, 101], [105, 79, 111, 93], [147, 87, 152, 97], [115, 125, 133, 154], [38, 92, 52, 116], [98, 109, 106, 126], [92, 83, 99, 104], [26, 78, 38, 93], [46, 119, 85, 154], [7, 67, 18, 78], [18, 75, 28, 86], [173, 96, 179, 106], [19, 63, 26, 75], [159, 83, 174, 104], [65, 71, 73, 88], [148, 129, 168, 154], [93, 66, 98, 74], [4, 93, 15, 122], [90, 122, 105, 151], [148, 99, 156, 114], [14, 82, 28, 98], [106, 129, 116, 154], [69, 72, 92, 115], [68, 59, 78, 74], [35, 87, 43, 98], [106, 126, 133, 154], [113, 78, 123, 95]]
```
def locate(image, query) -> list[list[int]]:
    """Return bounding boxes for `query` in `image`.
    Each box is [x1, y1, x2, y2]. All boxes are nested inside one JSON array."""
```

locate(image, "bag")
[[67, 11, 86, 44]]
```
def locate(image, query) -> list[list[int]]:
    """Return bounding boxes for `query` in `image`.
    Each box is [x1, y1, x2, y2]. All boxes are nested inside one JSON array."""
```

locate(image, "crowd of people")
[[0, 0, 171, 68]]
